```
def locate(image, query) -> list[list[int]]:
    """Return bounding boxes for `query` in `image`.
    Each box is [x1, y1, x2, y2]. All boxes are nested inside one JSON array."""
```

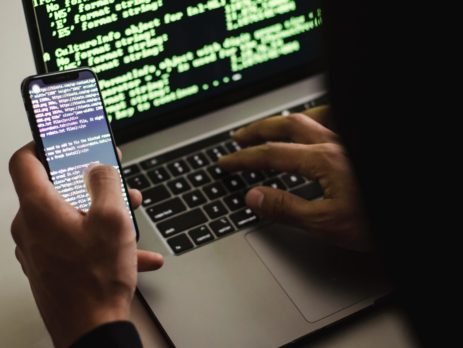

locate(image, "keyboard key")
[[263, 169, 279, 178], [187, 170, 211, 187], [183, 190, 207, 208], [146, 198, 186, 223], [242, 171, 265, 185], [167, 178, 191, 195], [140, 157, 161, 170], [140, 131, 230, 170], [127, 174, 151, 190], [230, 208, 259, 229], [204, 201, 228, 219], [167, 234, 194, 254], [187, 153, 210, 169], [167, 160, 190, 177], [189, 226, 214, 245], [206, 145, 228, 162], [207, 165, 227, 180], [224, 192, 246, 211], [122, 164, 140, 177], [142, 185, 171, 207], [281, 174, 306, 188], [290, 182, 324, 200], [209, 217, 235, 237], [224, 140, 241, 153], [223, 175, 246, 192], [147, 167, 170, 184], [263, 178, 286, 190], [203, 182, 227, 200], [157, 209, 208, 238]]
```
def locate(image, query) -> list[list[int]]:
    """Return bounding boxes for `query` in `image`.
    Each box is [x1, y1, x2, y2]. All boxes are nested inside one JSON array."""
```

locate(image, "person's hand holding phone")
[[9, 143, 164, 348]]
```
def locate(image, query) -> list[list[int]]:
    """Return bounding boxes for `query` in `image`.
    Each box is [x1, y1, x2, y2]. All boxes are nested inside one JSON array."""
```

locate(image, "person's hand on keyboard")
[[219, 106, 372, 252], [9, 143, 164, 348]]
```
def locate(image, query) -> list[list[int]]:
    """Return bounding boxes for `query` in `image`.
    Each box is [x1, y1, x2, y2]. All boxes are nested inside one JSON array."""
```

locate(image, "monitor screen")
[[29, 1, 323, 141]]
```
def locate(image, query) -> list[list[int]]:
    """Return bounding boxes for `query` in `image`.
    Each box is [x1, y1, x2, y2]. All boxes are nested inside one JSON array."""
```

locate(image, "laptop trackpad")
[[246, 224, 388, 323]]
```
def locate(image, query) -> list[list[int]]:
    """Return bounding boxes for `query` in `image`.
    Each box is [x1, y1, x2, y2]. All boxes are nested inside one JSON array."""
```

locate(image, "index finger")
[[9, 142, 55, 202], [233, 106, 336, 146], [219, 142, 325, 182]]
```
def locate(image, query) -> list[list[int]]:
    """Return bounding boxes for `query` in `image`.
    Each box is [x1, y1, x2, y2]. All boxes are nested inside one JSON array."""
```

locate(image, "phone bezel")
[[21, 67, 140, 241]]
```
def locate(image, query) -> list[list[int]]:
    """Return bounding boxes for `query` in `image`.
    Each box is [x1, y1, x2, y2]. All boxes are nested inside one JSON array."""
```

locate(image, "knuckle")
[[8, 150, 22, 176], [10, 214, 23, 246], [10, 213, 20, 232], [326, 142, 343, 154], [92, 206, 127, 226], [268, 191, 288, 220], [316, 143, 342, 162]]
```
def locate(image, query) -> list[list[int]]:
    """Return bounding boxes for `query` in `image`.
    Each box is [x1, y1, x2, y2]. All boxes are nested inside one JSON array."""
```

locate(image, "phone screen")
[[25, 70, 135, 223]]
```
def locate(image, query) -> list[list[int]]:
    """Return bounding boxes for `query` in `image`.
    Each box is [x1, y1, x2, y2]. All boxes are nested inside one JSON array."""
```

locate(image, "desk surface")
[[0, 3, 417, 347]]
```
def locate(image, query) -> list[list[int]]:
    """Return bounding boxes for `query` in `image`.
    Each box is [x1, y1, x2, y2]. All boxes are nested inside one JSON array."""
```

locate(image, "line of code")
[[29, 72, 130, 212], [33, 1, 322, 125]]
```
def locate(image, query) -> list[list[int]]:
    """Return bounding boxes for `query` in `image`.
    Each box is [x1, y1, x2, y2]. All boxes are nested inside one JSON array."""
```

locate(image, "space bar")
[[157, 209, 207, 238]]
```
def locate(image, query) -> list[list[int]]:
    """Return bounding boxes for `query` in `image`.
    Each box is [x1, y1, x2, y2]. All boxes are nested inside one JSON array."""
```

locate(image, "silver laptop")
[[23, 1, 389, 346]]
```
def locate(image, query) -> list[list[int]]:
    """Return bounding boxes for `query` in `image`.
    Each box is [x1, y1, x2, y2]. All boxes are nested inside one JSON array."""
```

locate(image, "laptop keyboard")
[[124, 95, 328, 255]]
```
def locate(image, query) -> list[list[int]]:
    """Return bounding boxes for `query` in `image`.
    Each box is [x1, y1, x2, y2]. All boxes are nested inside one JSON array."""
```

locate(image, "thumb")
[[84, 164, 125, 212], [137, 250, 164, 272], [245, 187, 316, 227]]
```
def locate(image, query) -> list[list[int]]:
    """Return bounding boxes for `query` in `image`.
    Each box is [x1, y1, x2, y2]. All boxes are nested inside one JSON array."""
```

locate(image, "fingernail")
[[246, 189, 264, 209]]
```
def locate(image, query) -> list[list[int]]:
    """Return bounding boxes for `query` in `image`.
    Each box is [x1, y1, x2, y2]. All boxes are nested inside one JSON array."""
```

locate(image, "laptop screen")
[[26, 1, 323, 142]]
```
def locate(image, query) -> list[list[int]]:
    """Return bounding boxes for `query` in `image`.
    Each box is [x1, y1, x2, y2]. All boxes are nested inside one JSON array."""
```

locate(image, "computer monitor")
[[23, 0, 324, 142]]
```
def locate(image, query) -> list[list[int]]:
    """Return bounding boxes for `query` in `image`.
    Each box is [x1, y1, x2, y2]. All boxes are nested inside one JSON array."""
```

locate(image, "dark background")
[[323, 1, 453, 346]]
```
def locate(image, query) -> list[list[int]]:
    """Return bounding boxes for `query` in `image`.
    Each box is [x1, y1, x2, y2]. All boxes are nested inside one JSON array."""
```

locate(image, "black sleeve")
[[70, 321, 143, 348]]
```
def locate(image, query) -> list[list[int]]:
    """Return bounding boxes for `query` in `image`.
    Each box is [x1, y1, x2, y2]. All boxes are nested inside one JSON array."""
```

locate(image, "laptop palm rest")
[[246, 224, 389, 323]]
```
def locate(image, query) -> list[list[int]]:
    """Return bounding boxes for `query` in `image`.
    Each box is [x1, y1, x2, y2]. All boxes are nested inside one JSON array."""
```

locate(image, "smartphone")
[[21, 68, 139, 239]]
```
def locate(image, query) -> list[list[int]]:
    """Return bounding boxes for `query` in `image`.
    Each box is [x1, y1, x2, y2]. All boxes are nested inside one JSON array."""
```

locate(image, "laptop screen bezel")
[[22, 0, 325, 144]]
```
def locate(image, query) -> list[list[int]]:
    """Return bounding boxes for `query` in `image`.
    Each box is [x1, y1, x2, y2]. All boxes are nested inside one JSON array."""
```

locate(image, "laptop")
[[23, 1, 389, 346]]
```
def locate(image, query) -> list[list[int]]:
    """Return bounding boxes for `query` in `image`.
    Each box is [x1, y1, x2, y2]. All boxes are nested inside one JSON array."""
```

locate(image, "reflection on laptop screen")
[[31, 1, 322, 130]]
